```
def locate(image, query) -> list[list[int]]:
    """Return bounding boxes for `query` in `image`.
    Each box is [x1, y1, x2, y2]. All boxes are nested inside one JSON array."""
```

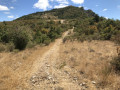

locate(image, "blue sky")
[[0, 0, 120, 21]]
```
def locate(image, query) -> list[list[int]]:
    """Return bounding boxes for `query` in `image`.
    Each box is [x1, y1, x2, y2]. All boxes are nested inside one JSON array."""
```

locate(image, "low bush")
[[7, 43, 15, 52], [27, 42, 36, 48], [43, 38, 51, 45], [111, 33, 120, 45], [111, 56, 120, 73], [13, 30, 29, 50], [0, 43, 6, 52]]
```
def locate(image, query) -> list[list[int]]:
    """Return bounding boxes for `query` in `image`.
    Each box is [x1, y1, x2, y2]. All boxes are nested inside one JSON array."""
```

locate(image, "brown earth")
[[0, 30, 120, 90]]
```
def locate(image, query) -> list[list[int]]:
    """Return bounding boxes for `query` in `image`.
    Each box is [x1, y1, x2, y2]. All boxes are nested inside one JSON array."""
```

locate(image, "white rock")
[[48, 76, 52, 80], [47, 65, 50, 67], [82, 82, 86, 85], [92, 81, 96, 84]]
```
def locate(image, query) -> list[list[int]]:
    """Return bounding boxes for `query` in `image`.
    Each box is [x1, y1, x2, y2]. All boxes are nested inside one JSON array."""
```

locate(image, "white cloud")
[[54, 4, 68, 8], [33, 0, 50, 11], [33, 0, 69, 10], [54, 0, 69, 9], [8, 15, 14, 19], [71, 0, 84, 4], [4, 12, 10, 14], [103, 8, 107, 11], [56, 0, 69, 4], [0, 5, 9, 11], [10, 7, 14, 9]]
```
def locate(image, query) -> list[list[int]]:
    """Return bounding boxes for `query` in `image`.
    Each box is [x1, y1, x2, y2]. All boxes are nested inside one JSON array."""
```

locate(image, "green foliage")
[[0, 16, 69, 51], [43, 38, 51, 45], [93, 14, 100, 22], [0, 43, 6, 52], [13, 30, 29, 50], [7, 43, 15, 52], [66, 17, 120, 43], [27, 42, 36, 48], [111, 32, 120, 45], [111, 56, 120, 73], [16, 6, 96, 20], [0, 6, 120, 51]]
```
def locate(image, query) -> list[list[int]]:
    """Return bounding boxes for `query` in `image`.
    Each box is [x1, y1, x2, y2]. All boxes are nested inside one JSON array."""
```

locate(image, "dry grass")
[[0, 40, 120, 90], [58, 40, 120, 89], [0, 43, 54, 90]]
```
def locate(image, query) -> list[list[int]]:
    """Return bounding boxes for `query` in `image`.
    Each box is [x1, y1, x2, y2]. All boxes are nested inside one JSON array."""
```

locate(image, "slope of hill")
[[16, 6, 96, 20], [0, 5, 120, 52]]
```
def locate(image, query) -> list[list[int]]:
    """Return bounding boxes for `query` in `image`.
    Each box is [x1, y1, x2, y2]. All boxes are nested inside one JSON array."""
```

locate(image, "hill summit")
[[16, 6, 97, 20]]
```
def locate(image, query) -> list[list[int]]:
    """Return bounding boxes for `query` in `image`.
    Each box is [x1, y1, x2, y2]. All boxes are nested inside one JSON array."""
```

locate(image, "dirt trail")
[[19, 30, 80, 90], [30, 30, 69, 75], [27, 29, 83, 90]]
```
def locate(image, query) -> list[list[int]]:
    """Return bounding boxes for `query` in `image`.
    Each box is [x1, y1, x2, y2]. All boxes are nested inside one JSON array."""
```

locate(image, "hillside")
[[0, 5, 119, 53], [16, 6, 96, 20], [0, 5, 119, 55], [0, 6, 99, 52]]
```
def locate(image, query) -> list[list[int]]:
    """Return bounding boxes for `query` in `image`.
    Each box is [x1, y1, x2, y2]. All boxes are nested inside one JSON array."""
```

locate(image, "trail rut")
[[27, 30, 82, 90]]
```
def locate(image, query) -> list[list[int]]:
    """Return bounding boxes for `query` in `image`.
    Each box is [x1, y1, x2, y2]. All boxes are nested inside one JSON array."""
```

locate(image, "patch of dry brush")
[[59, 40, 120, 89]]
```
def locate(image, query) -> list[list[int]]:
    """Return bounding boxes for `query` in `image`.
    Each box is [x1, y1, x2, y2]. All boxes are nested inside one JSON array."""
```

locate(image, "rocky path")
[[28, 30, 83, 90]]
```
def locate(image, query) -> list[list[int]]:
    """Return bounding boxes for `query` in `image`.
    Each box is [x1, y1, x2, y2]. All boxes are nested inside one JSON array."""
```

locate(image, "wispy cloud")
[[54, 4, 68, 9], [0, 5, 9, 11], [71, 0, 84, 4], [56, 0, 69, 4], [8, 15, 14, 19], [4, 12, 10, 14], [103, 8, 107, 11], [84, 7, 88, 10], [96, 5, 99, 7], [10, 7, 14, 9], [54, 0, 69, 9]]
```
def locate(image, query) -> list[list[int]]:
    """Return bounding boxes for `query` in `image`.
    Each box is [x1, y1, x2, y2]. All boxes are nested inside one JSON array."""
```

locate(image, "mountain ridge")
[[16, 6, 97, 20]]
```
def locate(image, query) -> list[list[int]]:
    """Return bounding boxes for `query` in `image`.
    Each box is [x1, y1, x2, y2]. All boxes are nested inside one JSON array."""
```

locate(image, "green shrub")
[[0, 44, 6, 52], [27, 42, 36, 48], [111, 33, 120, 45], [7, 43, 15, 52], [13, 49, 19, 53], [13, 30, 29, 50], [111, 56, 120, 73], [43, 38, 51, 45]]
